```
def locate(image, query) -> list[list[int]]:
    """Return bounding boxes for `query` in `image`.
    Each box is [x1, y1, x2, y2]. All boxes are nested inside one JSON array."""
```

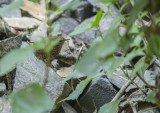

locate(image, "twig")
[[112, 77, 136, 101], [130, 61, 154, 89], [120, 66, 147, 95], [113, 72, 128, 81], [129, 101, 137, 113]]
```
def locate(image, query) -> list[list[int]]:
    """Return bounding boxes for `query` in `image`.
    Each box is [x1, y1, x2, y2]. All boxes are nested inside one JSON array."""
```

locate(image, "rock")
[[88, 0, 119, 14], [108, 69, 130, 89], [1, 8, 21, 18], [0, 97, 11, 113], [72, 16, 98, 45], [88, 0, 123, 35], [99, 13, 121, 35], [62, 10, 72, 17], [74, 77, 117, 113], [118, 0, 130, 14], [14, 44, 72, 111], [126, 70, 156, 92], [54, 0, 70, 8], [0, 35, 22, 58], [62, 102, 77, 113], [0, 0, 12, 6], [0, 83, 6, 91], [72, 4, 122, 45], [0, 35, 23, 90], [52, 17, 79, 35], [0, 0, 21, 18], [108, 69, 156, 92], [118, 89, 159, 113], [0, 83, 6, 96], [72, 1, 94, 22]]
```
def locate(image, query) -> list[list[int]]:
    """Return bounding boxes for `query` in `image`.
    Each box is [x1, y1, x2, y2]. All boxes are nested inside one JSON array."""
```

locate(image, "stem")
[[120, 66, 147, 95], [130, 61, 154, 89], [112, 77, 136, 101], [43, 53, 50, 87], [97, 26, 104, 39]]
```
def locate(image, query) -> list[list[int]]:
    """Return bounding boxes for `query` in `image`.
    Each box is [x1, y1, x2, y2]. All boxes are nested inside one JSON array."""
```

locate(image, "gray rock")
[[126, 70, 156, 92], [72, 4, 122, 45], [88, 0, 119, 14], [73, 1, 93, 22], [88, 0, 122, 36], [72, 16, 97, 45], [118, 0, 130, 14], [52, 17, 79, 35], [0, 97, 11, 113], [118, 89, 159, 113], [108, 69, 156, 92], [0, 7, 21, 18], [74, 77, 117, 113], [0, 83, 6, 91], [62, 102, 77, 113], [54, 0, 70, 8], [0, 0, 12, 6], [99, 13, 121, 35], [0, 35, 22, 90], [108, 69, 131, 89], [14, 53, 72, 109]]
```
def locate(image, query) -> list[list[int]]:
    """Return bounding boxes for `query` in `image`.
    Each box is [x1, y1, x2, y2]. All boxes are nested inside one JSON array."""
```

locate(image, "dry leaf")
[[4, 17, 41, 29], [21, 0, 46, 21], [57, 67, 73, 78]]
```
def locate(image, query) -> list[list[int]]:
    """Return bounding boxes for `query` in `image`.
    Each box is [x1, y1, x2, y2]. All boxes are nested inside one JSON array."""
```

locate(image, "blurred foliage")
[[11, 83, 53, 113], [0, 0, 160, 112]]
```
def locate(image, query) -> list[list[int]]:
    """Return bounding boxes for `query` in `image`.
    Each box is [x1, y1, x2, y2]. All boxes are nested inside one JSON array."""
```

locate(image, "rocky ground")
[[0, 0, 159, 113]]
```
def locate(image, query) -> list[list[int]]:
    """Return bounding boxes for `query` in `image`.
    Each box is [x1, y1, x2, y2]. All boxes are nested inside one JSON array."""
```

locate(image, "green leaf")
[[69, 22, 92, 36], [103, 48, 144, 77], [139, 11, 148, 20], [95, 15, 123, 58], [146, 90, 156, 104], [99, 0, 118, 4], [0, 0, 24, 16], [131, 56, 145, 78], [0, 47, 34, 76], [11, 83, 53, 113], [95, 29, 118, 58], [61, 72, 104, 102], [123, 49, 144, 63], [99, 99, 121, 113], [61, 0, 80, 10], [29, 0, 38, 3], [138, 56, 156, 76], [130, 35, 142, 47], [131, 56, 156, 78], [155, 16, 160, 24], [62, 77, 91, 102], [91, 10, 103, 28], [147, 35, 160, 56], [90, 37, 103, 47], [76, 45, 101, 75], [52, 23, 61, 35], [129, 25, 139, 34], [127, 0, 149, 30], [119, 2, 129, 13]]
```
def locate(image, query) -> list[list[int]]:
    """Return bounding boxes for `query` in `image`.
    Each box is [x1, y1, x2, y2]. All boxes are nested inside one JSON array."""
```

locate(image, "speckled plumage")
[[35, 33, 66, 65]]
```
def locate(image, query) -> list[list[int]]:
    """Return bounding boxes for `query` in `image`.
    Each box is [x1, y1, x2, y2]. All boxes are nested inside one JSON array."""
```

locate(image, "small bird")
[[35, 33, 66, 68]]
